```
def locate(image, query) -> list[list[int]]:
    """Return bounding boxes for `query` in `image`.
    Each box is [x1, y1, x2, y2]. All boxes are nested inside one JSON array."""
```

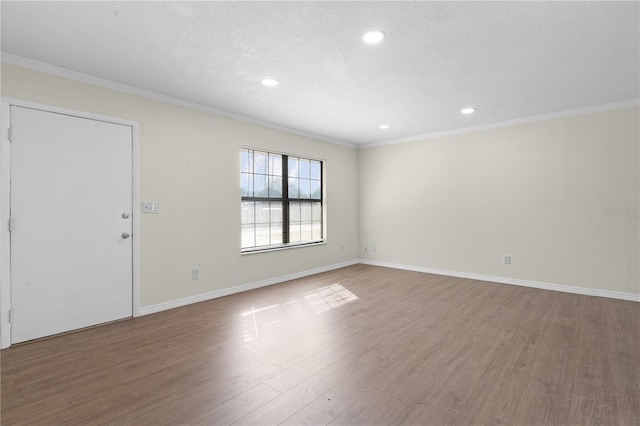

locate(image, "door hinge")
[[8, 127, 13, 142], [8, 310, 13, 323], [8, 218, 15, 232]]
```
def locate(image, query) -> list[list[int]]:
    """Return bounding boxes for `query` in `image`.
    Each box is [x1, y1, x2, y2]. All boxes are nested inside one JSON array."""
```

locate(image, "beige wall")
[[359, 107, 640, 295], [2, 62, 638, 308], [1, 63, 359, 307]]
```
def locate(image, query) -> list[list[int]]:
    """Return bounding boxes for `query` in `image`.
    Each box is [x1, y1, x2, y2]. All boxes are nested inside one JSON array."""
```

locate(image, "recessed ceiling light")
[[261, 78, 279, 87], [362, 30, 385, 44], [379, 124, 390, 129], [461, 107, 476, 114]]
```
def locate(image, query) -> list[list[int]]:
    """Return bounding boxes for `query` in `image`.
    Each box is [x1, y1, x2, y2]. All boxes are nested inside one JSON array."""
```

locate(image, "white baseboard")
[[139, 258, 638, 317], [359, 259, 640, 302], [139, 260, 359, 316]]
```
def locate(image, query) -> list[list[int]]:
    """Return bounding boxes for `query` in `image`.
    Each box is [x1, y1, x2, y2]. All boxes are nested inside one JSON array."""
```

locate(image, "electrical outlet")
[[192, 268, 200, 280], [503, 255, 511, 265], [371, 245, 377, 252], [340, 245, 344, 253]]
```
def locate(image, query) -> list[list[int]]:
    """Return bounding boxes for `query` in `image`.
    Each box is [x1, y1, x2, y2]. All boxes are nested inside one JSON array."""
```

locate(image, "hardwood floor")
[[2, 264, 639, 425]]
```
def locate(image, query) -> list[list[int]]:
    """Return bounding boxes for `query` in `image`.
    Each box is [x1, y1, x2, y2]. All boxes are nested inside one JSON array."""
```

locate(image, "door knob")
[[122, 212, 130, 219], [121, 232, 130, 239]]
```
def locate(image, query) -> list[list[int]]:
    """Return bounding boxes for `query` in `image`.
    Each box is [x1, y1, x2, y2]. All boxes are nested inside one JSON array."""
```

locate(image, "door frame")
[[0, 97, 141, 348]]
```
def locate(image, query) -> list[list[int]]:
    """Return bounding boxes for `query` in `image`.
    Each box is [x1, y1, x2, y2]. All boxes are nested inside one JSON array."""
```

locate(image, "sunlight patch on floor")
[[241, 283, 359, 342], [303, 283, 359, 314]]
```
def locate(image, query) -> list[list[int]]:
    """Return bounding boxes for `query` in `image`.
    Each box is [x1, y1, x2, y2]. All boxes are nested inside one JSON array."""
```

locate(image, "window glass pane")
[[312, 202, 322, 221], [299, 179, 311, 199], [289, 201, 300, 222], [270, 223, 283, 245], [288, 178, 299, 199], [254, 174, 268, 197], [310, 160, 321, 180], [269, 176, 282, 198], [255, 201, 270, 223], [289, 222, 301, 243], [299, 159, 310, 179], [254, 151, 268, 175], [301, 222, 312, 241], [241, 201, 255, 224], [269, 154, 282, 176], [301, 202, 312, 221], [288, 157, 299, 178], [241, 173, 253, 197], [241, 224, 255, 248], [312, 222, 322, 240], [270, 201, 283, 223], [241, 149, 253, 173], [310, 180, 321, 199], [255, 223, 270, 246]]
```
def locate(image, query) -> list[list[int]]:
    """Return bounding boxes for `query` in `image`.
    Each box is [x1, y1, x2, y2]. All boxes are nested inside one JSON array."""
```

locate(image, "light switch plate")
[[142, 201, 160, 214]]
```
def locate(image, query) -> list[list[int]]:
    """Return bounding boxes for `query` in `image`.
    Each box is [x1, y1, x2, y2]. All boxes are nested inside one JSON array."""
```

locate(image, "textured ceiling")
[[1, 1, 639, 146]]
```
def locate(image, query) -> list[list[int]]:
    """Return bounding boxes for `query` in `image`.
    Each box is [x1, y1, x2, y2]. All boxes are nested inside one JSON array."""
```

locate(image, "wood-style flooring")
[[2, 264, 639, 425]]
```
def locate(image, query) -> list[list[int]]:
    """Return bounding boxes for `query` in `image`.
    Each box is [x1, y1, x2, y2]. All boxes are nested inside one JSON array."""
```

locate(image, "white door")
[[10, 106, 133, 344]]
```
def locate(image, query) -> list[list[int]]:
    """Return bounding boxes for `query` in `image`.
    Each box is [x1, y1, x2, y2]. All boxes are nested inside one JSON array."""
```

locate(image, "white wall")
[[1, 63, 360, 309], [359, 107, 639, 296]]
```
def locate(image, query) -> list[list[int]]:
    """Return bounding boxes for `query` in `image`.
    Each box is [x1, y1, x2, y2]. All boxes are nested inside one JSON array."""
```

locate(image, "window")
[[241, 148, 324, 252]]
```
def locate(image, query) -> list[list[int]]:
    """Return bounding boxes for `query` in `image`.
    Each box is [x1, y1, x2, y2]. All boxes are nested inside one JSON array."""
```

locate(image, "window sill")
[[241, 240, 326, 255]]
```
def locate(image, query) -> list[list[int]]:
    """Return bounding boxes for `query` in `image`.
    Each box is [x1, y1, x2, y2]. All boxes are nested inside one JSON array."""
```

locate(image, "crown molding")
[[362, 99, 640, 149], [1, 52, 357, 149], [3, 52, 637, 151]]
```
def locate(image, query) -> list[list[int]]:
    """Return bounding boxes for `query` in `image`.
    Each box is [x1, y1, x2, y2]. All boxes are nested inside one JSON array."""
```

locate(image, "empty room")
[[1, 1, 638, 425]]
